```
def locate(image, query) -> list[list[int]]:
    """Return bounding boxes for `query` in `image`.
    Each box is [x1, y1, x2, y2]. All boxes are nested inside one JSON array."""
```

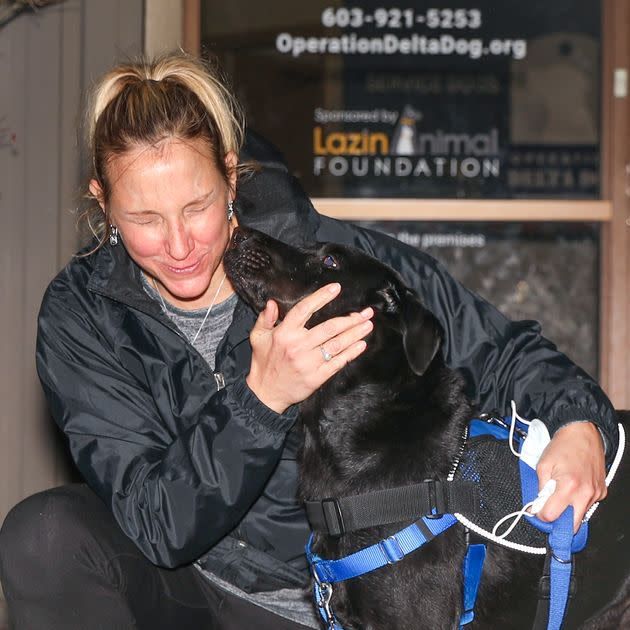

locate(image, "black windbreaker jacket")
[[36, 133, 618, 594]]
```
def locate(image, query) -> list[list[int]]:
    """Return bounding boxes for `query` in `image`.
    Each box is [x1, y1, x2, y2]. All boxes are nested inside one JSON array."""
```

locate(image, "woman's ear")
[[89, 179, 105, 211], [225, 151, 238, 197]]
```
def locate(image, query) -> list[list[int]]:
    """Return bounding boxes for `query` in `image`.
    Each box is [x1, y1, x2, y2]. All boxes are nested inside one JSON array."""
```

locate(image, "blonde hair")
[[80, 51, 245, 251]]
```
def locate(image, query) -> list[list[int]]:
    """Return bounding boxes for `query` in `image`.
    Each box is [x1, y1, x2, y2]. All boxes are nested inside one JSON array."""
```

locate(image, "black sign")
[[203, 0, 601, 199]]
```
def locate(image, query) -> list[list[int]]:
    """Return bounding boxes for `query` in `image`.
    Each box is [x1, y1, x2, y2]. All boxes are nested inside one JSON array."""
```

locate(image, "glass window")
[[200, 2, 602, 376], [201, 0, 601, 199], [356, 221, 600, 376]]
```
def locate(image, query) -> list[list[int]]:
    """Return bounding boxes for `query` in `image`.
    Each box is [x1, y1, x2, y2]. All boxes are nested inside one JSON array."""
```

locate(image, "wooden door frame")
[[183, 0, 630, 406], [600, 0, 630, 408]]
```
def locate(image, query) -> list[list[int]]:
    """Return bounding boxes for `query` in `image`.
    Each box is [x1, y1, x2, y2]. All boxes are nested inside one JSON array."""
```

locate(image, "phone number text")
[[321, 7, 483, 30]]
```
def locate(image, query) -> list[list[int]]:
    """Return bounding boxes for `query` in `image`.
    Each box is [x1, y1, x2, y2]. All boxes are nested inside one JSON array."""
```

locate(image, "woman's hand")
[[535, 421, 607, 532], [246, 283, 374, 414]]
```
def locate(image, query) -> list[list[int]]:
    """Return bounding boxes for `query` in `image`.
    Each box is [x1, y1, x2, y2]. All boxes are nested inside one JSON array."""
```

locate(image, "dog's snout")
[[229, 226, 250, 248], [225, 227, 273, 274]]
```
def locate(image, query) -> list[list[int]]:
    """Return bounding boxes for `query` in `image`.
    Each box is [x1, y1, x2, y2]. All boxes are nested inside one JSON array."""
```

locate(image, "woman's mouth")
[[165, 259, 201, 275]]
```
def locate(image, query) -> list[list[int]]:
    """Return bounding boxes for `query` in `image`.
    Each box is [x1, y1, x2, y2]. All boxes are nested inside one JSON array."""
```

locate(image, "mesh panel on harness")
[[453, 434, 547, 548]]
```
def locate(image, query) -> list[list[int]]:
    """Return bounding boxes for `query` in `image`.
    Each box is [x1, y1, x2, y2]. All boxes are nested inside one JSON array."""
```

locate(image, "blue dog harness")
[[304, 416, 625, 630], [306, 514, 461, 630]]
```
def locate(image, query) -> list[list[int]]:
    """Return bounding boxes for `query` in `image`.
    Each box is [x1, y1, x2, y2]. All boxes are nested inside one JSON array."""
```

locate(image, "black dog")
[[223, 226, 624, 630]]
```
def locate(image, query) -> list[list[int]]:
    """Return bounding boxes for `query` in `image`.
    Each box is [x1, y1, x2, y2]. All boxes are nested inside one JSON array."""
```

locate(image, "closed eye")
[[186, 204, 207, 214], [134, 215, 157, 225], [323, 254, 338, 268]]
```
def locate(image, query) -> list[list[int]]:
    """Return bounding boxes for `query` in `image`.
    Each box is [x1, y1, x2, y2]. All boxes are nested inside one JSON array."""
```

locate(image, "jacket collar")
[[87, 241, 163, 318], [85, 242, 256, 351]]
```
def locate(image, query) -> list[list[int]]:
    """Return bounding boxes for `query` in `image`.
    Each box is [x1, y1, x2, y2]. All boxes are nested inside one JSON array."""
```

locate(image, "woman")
[[0, 52, 617, 629]]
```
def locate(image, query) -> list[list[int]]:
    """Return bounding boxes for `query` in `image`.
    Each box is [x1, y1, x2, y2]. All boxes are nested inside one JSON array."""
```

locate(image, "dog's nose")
[[229, 226, 249, 248]]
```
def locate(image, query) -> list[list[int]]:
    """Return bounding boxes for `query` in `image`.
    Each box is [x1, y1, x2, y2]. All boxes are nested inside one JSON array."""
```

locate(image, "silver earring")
[[109, 225, 119, 246], [227, 200, 234, 222]]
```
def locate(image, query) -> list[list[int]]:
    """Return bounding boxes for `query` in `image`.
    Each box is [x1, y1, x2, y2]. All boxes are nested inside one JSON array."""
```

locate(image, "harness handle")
[[305, 480, 478, 536]]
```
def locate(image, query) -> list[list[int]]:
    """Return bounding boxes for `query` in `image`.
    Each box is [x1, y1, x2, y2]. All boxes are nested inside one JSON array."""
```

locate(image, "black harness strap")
[[304, 480, 479, 536], [532, 552, 577, 630]]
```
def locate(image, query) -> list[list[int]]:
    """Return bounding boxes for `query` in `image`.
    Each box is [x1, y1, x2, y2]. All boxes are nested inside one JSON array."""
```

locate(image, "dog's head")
[[224, 226, 441, 376]]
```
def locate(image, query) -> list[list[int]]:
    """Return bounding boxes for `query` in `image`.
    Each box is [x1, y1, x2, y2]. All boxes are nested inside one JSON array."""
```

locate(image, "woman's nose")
[[165, 222, 194, 260]]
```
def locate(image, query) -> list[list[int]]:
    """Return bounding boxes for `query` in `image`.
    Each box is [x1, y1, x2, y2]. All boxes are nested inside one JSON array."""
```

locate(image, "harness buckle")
[[479, 411, 528, 439], [321, 498, 345, 537], [313, 571, 336, 630], [378, 535, 405, 564], [423, 478, 446, 518]]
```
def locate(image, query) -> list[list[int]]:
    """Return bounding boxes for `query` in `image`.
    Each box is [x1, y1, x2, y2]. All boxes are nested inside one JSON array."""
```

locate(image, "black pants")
[[0, 484, 313, 630]]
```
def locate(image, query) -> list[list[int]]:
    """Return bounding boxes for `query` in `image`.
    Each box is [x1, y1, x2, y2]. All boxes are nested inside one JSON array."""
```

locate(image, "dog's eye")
[[322, 255, 338, 269]]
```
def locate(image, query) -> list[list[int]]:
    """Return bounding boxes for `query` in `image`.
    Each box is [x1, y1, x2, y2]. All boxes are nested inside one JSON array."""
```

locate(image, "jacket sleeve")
[[315, 216, 619, 462], [36, 287, 296, 569]]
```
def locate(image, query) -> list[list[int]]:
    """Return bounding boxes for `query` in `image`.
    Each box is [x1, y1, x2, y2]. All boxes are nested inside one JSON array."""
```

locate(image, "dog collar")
[[306, 513, 456, 584]]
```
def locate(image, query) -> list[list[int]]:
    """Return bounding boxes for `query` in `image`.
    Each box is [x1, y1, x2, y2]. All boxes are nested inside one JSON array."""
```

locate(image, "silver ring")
[[320, 345, 333, 362]]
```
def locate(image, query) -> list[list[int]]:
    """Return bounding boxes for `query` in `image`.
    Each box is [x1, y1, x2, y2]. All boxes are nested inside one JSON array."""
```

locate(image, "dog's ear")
[[375, 284, 441, 375], [399, 289, 442, 376]]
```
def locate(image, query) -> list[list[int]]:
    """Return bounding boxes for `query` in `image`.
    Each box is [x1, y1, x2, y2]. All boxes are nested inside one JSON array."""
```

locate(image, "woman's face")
[[91, 138, 237, 309]]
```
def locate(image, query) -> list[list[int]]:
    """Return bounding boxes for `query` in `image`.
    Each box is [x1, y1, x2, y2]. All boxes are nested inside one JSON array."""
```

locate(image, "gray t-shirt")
[[141, 275, 318, 628], [141, 274, 238, 370]]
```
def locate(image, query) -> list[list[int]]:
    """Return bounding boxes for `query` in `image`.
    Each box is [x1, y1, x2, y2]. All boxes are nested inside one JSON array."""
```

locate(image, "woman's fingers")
[[312, 316, 373, 363], [535, 422, 607, 532], [279, 285, 374, 366], [277, 282, 374, 363], [246, 283, 374, 414], [316, 340, 368, 375], [308, 306, 373, 347], [257, 299, 279, 331], [283, 283, 342, 328]]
